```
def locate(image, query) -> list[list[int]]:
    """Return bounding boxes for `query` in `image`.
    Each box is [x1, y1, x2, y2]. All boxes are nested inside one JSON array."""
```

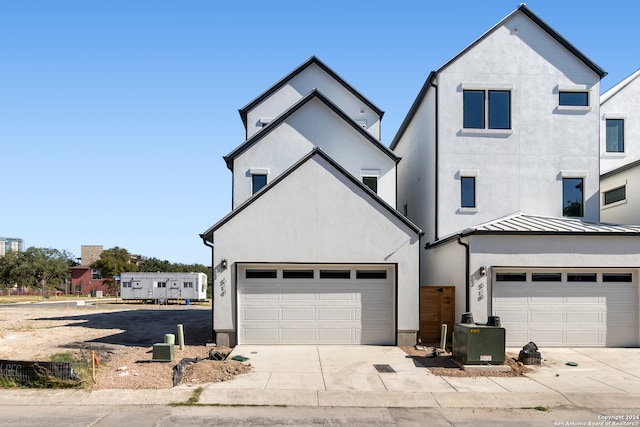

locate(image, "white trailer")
[[119, 272, 208, 303]]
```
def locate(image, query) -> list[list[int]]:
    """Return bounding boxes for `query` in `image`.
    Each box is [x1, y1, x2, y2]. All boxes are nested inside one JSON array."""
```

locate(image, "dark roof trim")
[[202, 148, 422, 240], [392, 5, 606, 149], [426, 228, 640, 250], [390, 71, 437, 150], [238, 56, 384, 128], [225, 89, 399, 170], [601, 159, 640, 179]]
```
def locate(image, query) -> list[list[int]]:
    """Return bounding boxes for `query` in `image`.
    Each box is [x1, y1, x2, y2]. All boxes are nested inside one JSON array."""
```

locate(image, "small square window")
[[563, 178, 583, 217], [362, 176, 378, 193], [559, 91, 588, 107], [604, 186, 626, 206], [252, 174, 267, 194], [606, 119, 624, 153], [461, 177, 476, 208]]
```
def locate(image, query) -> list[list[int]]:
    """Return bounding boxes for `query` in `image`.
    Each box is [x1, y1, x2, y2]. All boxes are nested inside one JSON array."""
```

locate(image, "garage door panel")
[[494, 270, 638, 347], [238, 264, 395, 344]]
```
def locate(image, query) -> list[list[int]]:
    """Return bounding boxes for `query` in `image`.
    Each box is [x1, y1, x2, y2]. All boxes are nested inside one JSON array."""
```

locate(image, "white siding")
[[601, 165, 640, 225]]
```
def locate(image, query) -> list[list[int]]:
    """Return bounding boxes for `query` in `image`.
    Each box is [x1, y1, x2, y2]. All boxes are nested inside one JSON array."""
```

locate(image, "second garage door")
[[493, 270, 639, 347], [237, 264, 395, 345]]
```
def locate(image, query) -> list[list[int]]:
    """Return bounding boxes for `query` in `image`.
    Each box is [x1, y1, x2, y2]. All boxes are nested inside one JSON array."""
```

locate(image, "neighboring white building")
[[119, 272, 208, 303], [392, 5, 640, 347], [202, 57, 421, 347], [600, 69, 640, 225]]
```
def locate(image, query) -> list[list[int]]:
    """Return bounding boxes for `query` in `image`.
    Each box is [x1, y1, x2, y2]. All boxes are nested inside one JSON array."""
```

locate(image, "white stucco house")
[[202, 57, 422, 347], [391, 5, 640, 347], [600, 69, 640, 225]]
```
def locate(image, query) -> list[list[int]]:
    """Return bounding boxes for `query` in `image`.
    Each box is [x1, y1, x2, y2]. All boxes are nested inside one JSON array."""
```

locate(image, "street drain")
[[373, 364, 395, 373]]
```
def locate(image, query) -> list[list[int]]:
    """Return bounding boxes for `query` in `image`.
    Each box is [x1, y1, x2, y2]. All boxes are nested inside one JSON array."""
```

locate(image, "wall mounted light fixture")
[[221, 259, 228, 270], [479, 266, 487, 276]]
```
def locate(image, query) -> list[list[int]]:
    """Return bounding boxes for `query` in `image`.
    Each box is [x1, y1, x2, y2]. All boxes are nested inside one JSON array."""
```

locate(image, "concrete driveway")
[[196, 345, 640, 408]]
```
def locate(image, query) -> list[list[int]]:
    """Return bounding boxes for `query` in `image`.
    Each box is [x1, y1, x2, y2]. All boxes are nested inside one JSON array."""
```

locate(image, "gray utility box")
[[453, 323, 506, 365]]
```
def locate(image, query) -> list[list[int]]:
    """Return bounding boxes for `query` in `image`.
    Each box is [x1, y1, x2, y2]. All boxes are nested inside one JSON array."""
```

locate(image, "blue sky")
[[2, 1, 638, 265]]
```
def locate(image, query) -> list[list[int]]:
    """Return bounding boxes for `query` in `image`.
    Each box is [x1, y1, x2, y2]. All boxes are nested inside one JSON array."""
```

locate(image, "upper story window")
[[559, 91, 588, 107], [91, 269, 101, 280], [252, 174, 267, 194], [603, 186, 626, 206], [362, 176, 378, 193], [461, 176, 476, 208], [606, 119, 624, 153], [562, 177, 584, 217], [463, 90, 511, 129]]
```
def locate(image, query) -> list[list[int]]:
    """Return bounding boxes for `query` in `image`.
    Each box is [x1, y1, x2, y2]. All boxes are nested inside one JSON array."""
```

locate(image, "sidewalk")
[[1, 346, 639, 409]]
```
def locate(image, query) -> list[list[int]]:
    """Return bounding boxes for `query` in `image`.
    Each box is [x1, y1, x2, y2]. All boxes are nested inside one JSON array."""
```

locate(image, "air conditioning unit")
[[453, 323, 505, 365]]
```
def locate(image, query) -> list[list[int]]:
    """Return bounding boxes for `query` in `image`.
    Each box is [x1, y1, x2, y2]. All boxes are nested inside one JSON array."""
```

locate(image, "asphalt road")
[[0, 405, 635, 426]]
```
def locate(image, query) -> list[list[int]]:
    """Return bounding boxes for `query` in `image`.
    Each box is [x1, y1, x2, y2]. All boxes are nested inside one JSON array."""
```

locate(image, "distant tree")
[[8, 247, 75, 294], [138, 257, 172, 273], [92, 246, 137, 278], [0, 250, 23, 289]]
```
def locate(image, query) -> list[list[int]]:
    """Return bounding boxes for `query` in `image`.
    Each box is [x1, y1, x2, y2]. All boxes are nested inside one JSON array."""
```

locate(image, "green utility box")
[[152, 343, 175, 362], [452, 323, 505, 365]]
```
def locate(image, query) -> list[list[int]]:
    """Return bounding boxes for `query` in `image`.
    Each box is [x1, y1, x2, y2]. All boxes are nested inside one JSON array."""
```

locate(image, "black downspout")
[[199, 234, 215, 343], [457, 237, 470, 313], [431, 82, 439, 241]]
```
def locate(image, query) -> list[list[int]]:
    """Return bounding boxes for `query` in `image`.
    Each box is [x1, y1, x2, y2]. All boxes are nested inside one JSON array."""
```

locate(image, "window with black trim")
[[283, 270, 314, 279], [183, 282, 193, 288], [91, 269, 101, 280], [362, 176, 378, 193], [252, 174, 267, 194], [602, 273, 632, 283], [356, 270, 387, 279], [463, 90, 511, 129], [496, 273, 526, 282], [563, 178, 584, 217], [461, 177, 476, 208], [559, 91, 588, 106], [532, 273, 562, 282], [606, 119, 624, 152], [604, 186, 626, 206], [157, 282, 166, 288], [567, 273, 597, 282], [320, 270, 351, 279], [245, 269, 277, 279]]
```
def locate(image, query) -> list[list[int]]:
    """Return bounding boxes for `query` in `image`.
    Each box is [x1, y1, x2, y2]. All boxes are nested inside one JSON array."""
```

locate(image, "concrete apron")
[[195, 345, 640, 408]]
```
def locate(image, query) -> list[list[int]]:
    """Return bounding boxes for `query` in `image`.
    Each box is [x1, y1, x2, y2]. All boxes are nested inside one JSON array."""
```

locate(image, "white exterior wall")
[[601, 74, 640, 174], [234, 99, 396, 208], [601, 165, 640, 225], [435, 12, 601, 237], [213, 155, 420, 338], [469, 235, 640, 322], [422, 241, 467, 323], [245, 63, 381, 139]]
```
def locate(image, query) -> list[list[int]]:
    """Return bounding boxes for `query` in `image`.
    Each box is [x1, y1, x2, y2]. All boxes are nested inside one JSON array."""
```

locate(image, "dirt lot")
[[0, 301, 249, 389], [0, 301, 529, 389]]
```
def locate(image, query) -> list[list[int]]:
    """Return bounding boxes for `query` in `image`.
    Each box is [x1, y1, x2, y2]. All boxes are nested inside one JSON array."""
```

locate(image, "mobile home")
[[120, 272, 208, 303]]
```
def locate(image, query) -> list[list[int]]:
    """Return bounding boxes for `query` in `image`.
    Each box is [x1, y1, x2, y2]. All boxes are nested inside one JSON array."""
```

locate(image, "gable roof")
[[426, 212, 640, 249], [391, 4, 606, 149], [601, 68, 640, 105], [601, 158, 640, 179], [238, 56, 384, 129], [201, 147, 422, 241], [224, 89, 399, 170]]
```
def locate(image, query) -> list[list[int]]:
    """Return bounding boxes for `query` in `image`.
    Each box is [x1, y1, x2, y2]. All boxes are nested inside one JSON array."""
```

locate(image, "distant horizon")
[[3, 1, 638, 264]]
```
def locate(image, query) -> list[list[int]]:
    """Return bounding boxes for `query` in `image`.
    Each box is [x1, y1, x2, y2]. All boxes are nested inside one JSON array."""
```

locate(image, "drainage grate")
[[373, 364, 395, 373]]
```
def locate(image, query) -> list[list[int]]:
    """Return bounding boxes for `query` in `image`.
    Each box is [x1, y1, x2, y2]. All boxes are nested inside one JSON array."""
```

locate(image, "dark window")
[[245, 269, 277, 279], [91, 269, 101, 280], [183, 282, 193, 288], [604, 186, 626, 205], [567, 273, 597, 282], [606, 119, 624, 153], [320, 270, 351, 279], [496, 273, 527, 282], [463, 90, 484, 128], [532, 273, 562, 282], [157, 282, 166, 288], [283, 270, 314, 279], [252, 174, 267, 194], [488, 90, 511, 129], [356, 270, 387, 279], [563, 178, 584, 217], [559, 91, 588, 106], [461, 177, 476, 208], [602, 273, 633, 283], [362, 176, 378, 193]]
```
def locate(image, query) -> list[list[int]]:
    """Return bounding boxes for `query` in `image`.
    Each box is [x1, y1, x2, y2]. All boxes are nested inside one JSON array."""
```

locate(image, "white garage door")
[[493, 270, 639, 347], [237, 264, 395, 345]]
